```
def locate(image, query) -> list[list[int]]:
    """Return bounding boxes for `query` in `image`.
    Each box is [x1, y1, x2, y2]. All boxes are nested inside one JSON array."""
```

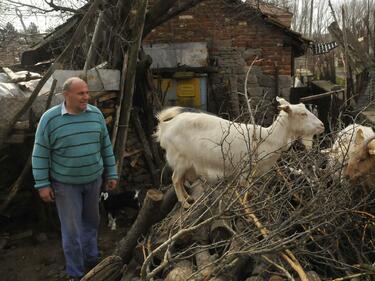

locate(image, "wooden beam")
[[300, 89, 345, 102], [114, 0, 148, 178]]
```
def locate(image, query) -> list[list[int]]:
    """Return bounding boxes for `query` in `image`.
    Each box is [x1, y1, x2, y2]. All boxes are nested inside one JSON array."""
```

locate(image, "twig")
[[332, 272, 375, 281], [262, 255, 295, 281], [237, 190, 310, 281]]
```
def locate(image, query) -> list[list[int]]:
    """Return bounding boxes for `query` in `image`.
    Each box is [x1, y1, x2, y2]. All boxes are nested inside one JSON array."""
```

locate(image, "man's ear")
[[278, 104, 291, 113]]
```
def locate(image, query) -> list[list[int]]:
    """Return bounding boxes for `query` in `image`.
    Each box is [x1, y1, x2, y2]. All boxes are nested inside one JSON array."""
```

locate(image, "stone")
[[268, 275, 284, 281]]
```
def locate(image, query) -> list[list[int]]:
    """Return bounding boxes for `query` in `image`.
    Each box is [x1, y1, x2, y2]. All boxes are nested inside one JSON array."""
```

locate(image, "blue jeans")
[[53, 177, 102, 278]]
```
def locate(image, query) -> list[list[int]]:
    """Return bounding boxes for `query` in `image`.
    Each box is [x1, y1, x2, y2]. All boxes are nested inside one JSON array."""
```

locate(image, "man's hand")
[[105, 179, 118, 191], [38, 187, 55, 202]]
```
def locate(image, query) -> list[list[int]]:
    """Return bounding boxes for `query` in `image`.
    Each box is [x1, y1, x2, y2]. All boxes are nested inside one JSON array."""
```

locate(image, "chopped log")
[[164, 260, 193, 281], [101, 108, 116, 115], [113, 189, 163, 263], [210, 239, 252, 281], [195, 246, 214, 280], [157, 186, 178, 221], [98, 92, 119, 103], [81, 255, 123, 281]]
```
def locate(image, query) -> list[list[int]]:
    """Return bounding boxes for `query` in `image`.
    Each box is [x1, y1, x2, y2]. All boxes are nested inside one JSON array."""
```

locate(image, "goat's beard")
[[301, 136, 314, 150]]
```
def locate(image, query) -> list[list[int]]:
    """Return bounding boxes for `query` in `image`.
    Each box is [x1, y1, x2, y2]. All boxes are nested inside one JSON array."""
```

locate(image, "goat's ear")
[[278, 105, 291, 113], [276, 96, 289, 105], [367, 139, 375, 155], [355, 129, 365, 146]]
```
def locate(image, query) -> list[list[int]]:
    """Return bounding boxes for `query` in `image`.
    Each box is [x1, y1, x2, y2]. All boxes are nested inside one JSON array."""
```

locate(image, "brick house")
[[143, 0, 308, 120]]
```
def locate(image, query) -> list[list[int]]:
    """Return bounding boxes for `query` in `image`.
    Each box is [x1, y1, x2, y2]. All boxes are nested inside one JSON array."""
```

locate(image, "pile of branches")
[[83, 144, 375, 281]]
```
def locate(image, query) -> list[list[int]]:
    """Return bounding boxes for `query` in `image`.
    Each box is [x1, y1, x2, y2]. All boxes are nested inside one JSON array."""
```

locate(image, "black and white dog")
[[100, 189, 143, 230]]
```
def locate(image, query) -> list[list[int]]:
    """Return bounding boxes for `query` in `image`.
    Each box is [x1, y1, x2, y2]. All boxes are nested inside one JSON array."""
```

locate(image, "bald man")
[[32, 77, 118, 280]]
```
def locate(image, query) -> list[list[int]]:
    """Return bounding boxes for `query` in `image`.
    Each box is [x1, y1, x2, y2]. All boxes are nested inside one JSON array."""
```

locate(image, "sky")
[[1, 0, 86, 32], [0, 0, 346, 33]]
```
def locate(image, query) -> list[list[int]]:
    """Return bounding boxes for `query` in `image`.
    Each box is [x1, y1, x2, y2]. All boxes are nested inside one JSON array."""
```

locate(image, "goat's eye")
[[301, 112, 308, 117]]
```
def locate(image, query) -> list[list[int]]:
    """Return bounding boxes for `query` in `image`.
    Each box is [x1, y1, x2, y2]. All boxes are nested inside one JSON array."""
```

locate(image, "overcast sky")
[[0, 0, 347, 32]]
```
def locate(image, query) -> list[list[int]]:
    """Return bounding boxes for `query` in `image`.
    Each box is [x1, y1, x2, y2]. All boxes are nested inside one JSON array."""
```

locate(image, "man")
[[32, 77, 118, 281]]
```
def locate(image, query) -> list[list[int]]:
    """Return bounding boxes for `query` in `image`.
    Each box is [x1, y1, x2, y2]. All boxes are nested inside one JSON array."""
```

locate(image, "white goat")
[[323, 124, 374, 180], [155, 97, 325, 208]]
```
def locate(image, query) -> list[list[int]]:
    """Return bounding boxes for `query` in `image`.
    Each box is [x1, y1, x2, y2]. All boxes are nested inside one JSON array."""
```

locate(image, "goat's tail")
[[154, 106, 183, 142], [156, 106, 184, 123]]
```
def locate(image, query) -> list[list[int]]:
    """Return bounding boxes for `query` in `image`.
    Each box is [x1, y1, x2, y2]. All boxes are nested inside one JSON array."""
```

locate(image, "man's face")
[[64, 80, 89, 113]]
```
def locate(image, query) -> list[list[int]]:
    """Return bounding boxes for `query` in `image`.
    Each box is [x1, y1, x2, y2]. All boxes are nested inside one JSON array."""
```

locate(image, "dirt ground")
[[0, 212, 135, 281]]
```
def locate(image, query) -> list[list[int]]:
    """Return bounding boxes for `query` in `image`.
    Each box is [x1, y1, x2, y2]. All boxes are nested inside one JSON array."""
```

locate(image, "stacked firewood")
[[82, 147, 375, 281], [92, 92, 157, 191]]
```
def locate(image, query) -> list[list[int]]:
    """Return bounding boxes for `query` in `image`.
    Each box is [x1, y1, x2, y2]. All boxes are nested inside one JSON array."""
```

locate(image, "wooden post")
[[342, 5, 350, 105], [84, 10, 104, 71], [114, 0, 148, 179], [132, 110, 159, 185]]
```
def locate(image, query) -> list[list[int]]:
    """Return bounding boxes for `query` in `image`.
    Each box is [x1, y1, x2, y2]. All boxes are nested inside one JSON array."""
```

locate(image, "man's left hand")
[[105, 179, 118, 191]]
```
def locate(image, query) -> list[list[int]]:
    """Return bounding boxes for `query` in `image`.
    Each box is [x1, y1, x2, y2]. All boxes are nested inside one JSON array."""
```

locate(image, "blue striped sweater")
[[32, 103, 118, 189]]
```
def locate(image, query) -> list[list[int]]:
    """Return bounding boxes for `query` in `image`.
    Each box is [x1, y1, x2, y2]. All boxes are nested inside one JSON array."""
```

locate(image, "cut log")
[[165, 260, 193, 281], [195, 246, 214, 280], [81, 255, 123, 281], [113, 189, 163, 263]]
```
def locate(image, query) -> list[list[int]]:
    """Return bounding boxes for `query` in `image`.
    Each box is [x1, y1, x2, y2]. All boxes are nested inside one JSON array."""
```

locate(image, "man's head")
[[62, 77, 89, 114]]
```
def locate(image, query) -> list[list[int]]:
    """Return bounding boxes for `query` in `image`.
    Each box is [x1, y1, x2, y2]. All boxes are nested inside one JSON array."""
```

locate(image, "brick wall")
[[144, 0, 295, 120]]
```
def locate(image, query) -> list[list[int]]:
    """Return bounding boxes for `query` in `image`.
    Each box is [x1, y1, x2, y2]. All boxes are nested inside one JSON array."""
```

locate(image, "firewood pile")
[[92, 91, 157, 190], [82, 148, 375, 281]]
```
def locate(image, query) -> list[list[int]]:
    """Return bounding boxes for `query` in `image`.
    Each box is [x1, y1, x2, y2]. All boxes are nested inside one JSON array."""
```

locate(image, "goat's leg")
[[172, 171, 193, 209]]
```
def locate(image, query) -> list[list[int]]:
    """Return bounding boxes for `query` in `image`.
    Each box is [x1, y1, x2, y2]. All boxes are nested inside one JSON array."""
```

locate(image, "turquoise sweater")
[[32, 103, 118, 189]]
